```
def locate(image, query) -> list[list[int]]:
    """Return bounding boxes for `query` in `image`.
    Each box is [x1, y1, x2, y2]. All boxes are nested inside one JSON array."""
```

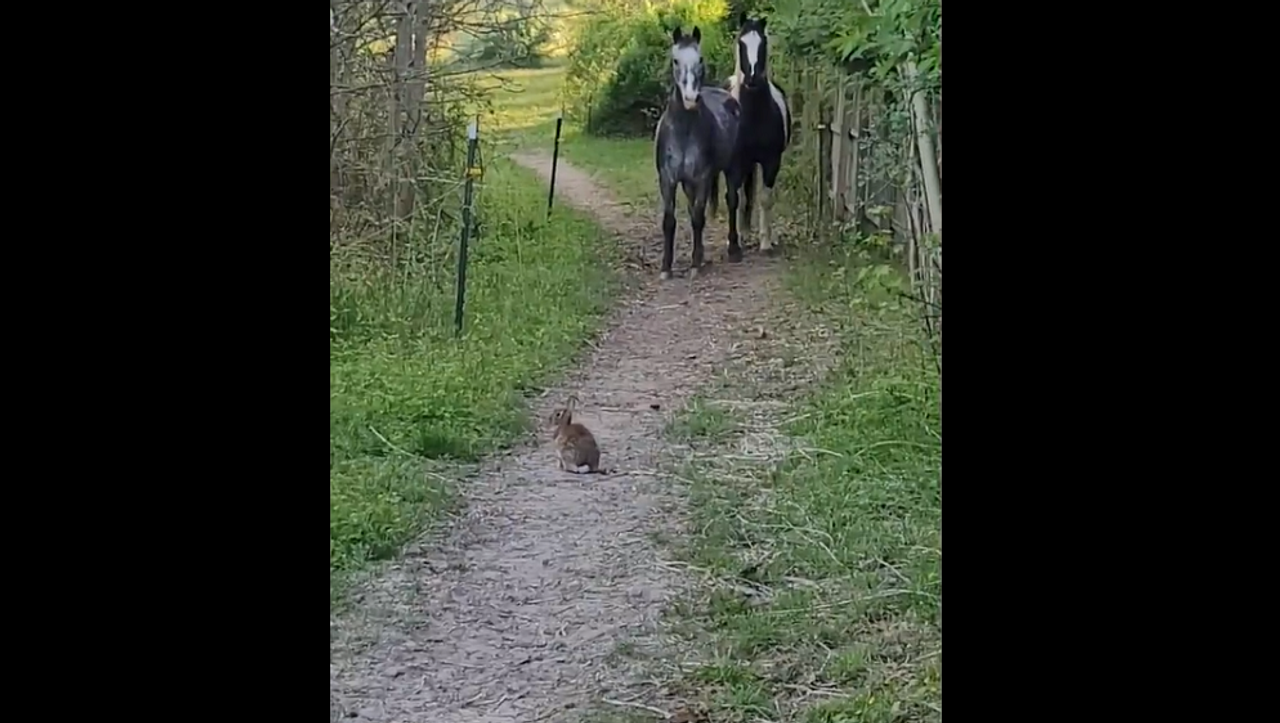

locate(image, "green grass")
[[472, 63, 570, 136], [330, 66, 624, 598], [471, 64, 655, 208], [559, 134, 654, 206], [654, 248, 941, 721], [666, 397, 738, 443]]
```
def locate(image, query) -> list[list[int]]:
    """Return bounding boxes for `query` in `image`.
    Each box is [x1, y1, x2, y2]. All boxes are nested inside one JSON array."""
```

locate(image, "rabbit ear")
[[567, 393, 580, 410]]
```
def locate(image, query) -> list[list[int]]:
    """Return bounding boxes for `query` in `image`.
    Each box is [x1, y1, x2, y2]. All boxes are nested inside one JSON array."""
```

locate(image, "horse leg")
[[682, 179, 707, 278], [707, 171, 721, 221], [659, 177, 678, 280], [758, 155, 782, 254], [725, 166, 743, 262], [740, 162, 756, 248]]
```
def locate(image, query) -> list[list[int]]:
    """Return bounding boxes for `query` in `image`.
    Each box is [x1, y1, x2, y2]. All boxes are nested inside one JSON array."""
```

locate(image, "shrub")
[[468, 15, 556, 68], [566, 0, 735, 137]]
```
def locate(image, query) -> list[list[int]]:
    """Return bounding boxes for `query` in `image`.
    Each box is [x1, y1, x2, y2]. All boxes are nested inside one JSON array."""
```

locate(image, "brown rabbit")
[[548, 406, 609, 474]]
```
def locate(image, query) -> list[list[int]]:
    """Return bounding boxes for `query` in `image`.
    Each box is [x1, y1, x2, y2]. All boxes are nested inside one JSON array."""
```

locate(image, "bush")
[[566, 0, 735, 137], [468, 15, 556, 69]]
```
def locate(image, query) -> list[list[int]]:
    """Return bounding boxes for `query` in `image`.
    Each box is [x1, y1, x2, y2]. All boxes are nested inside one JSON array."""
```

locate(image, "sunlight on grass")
[[471, 63, 655, 208], [470, 61, 651, 222], [473, 64, 569, 136], [558, 133, 654, 206]]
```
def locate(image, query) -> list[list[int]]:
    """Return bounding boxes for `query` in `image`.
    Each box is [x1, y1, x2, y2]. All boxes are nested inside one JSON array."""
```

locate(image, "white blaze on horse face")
[[673, 45, 701, 109], [739, 31, 763, 80]]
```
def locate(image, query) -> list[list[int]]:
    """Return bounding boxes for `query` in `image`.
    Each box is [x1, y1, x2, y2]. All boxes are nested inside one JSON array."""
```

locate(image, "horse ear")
[[739, 11, 748, 27], [759, 17, 767, 31], [691, 26, 701, 43], [672, 26, 683, 43]]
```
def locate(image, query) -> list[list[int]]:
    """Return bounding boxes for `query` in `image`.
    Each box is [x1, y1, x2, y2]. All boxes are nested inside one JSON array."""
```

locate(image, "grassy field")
[[329, 65, 622, 600], [472, 65, 568, 137]]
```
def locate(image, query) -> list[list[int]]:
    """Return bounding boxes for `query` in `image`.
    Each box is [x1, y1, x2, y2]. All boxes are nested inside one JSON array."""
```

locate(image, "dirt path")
[[330, 153, 784, 722]]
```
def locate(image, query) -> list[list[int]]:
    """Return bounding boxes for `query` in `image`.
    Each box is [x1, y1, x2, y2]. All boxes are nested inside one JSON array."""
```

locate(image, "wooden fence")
[[777, 64, 942, 328]]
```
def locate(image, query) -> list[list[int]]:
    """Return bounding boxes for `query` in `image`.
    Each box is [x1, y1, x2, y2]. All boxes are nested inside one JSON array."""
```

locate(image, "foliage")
[[330, 0, 499, 247], [767, 0, 940, 88], [464, 4, 557, 68], [744, 0, 941, 275], [565, 0, 734, 136]]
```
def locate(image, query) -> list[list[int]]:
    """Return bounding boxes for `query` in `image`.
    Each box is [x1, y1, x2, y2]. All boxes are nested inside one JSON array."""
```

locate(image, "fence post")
[[830, 80, 845, 220], [844, 80, 862, 222], [454, 119, 480, 336], [547, 108, 564, 219], [903, 60, 942, 239]]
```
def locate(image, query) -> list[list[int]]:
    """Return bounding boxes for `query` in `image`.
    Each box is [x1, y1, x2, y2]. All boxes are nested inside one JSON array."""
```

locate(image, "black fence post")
[[454, 119, 480, 336], [547, 109, 564, 219]]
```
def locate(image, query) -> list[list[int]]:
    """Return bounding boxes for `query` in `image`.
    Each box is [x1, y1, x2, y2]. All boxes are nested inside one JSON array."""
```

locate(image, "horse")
[[729, 13, 792, 254], [654, 26, 745, 279]]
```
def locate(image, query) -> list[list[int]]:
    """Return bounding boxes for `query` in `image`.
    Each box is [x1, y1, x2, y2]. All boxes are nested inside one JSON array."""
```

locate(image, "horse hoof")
[[762, 245, 779, 257], [727, 248, 743, 263], [660, 270, 672, 281], [689, 266, 699, 280]]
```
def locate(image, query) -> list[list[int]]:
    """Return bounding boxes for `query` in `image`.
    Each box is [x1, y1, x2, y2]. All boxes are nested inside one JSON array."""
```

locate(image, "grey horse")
[[654, 26, 745, 279]]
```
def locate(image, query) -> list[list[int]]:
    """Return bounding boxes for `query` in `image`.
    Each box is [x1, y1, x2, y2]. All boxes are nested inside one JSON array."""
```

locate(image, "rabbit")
[[548, 405, 610, 474]]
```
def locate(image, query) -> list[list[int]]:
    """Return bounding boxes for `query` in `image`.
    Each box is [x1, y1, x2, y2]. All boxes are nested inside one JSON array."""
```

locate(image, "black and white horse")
[[654, 26, 745, 279], [729, 13, 791, 254]]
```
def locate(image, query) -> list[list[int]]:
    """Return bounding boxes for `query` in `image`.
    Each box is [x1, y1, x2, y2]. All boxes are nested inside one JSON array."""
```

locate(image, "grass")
[[654, 247, 941, 721], [472, 63, 569, 137], [469, 64, 656, 208], [330, 64, 624, 600], [666, 397, 738, 443], [559, 134, 654, 206]]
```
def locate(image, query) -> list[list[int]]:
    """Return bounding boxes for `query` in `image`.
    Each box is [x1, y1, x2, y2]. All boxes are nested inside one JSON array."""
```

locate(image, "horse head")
[[735, 14, 770, 90], [671, 26, 705, 110]]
